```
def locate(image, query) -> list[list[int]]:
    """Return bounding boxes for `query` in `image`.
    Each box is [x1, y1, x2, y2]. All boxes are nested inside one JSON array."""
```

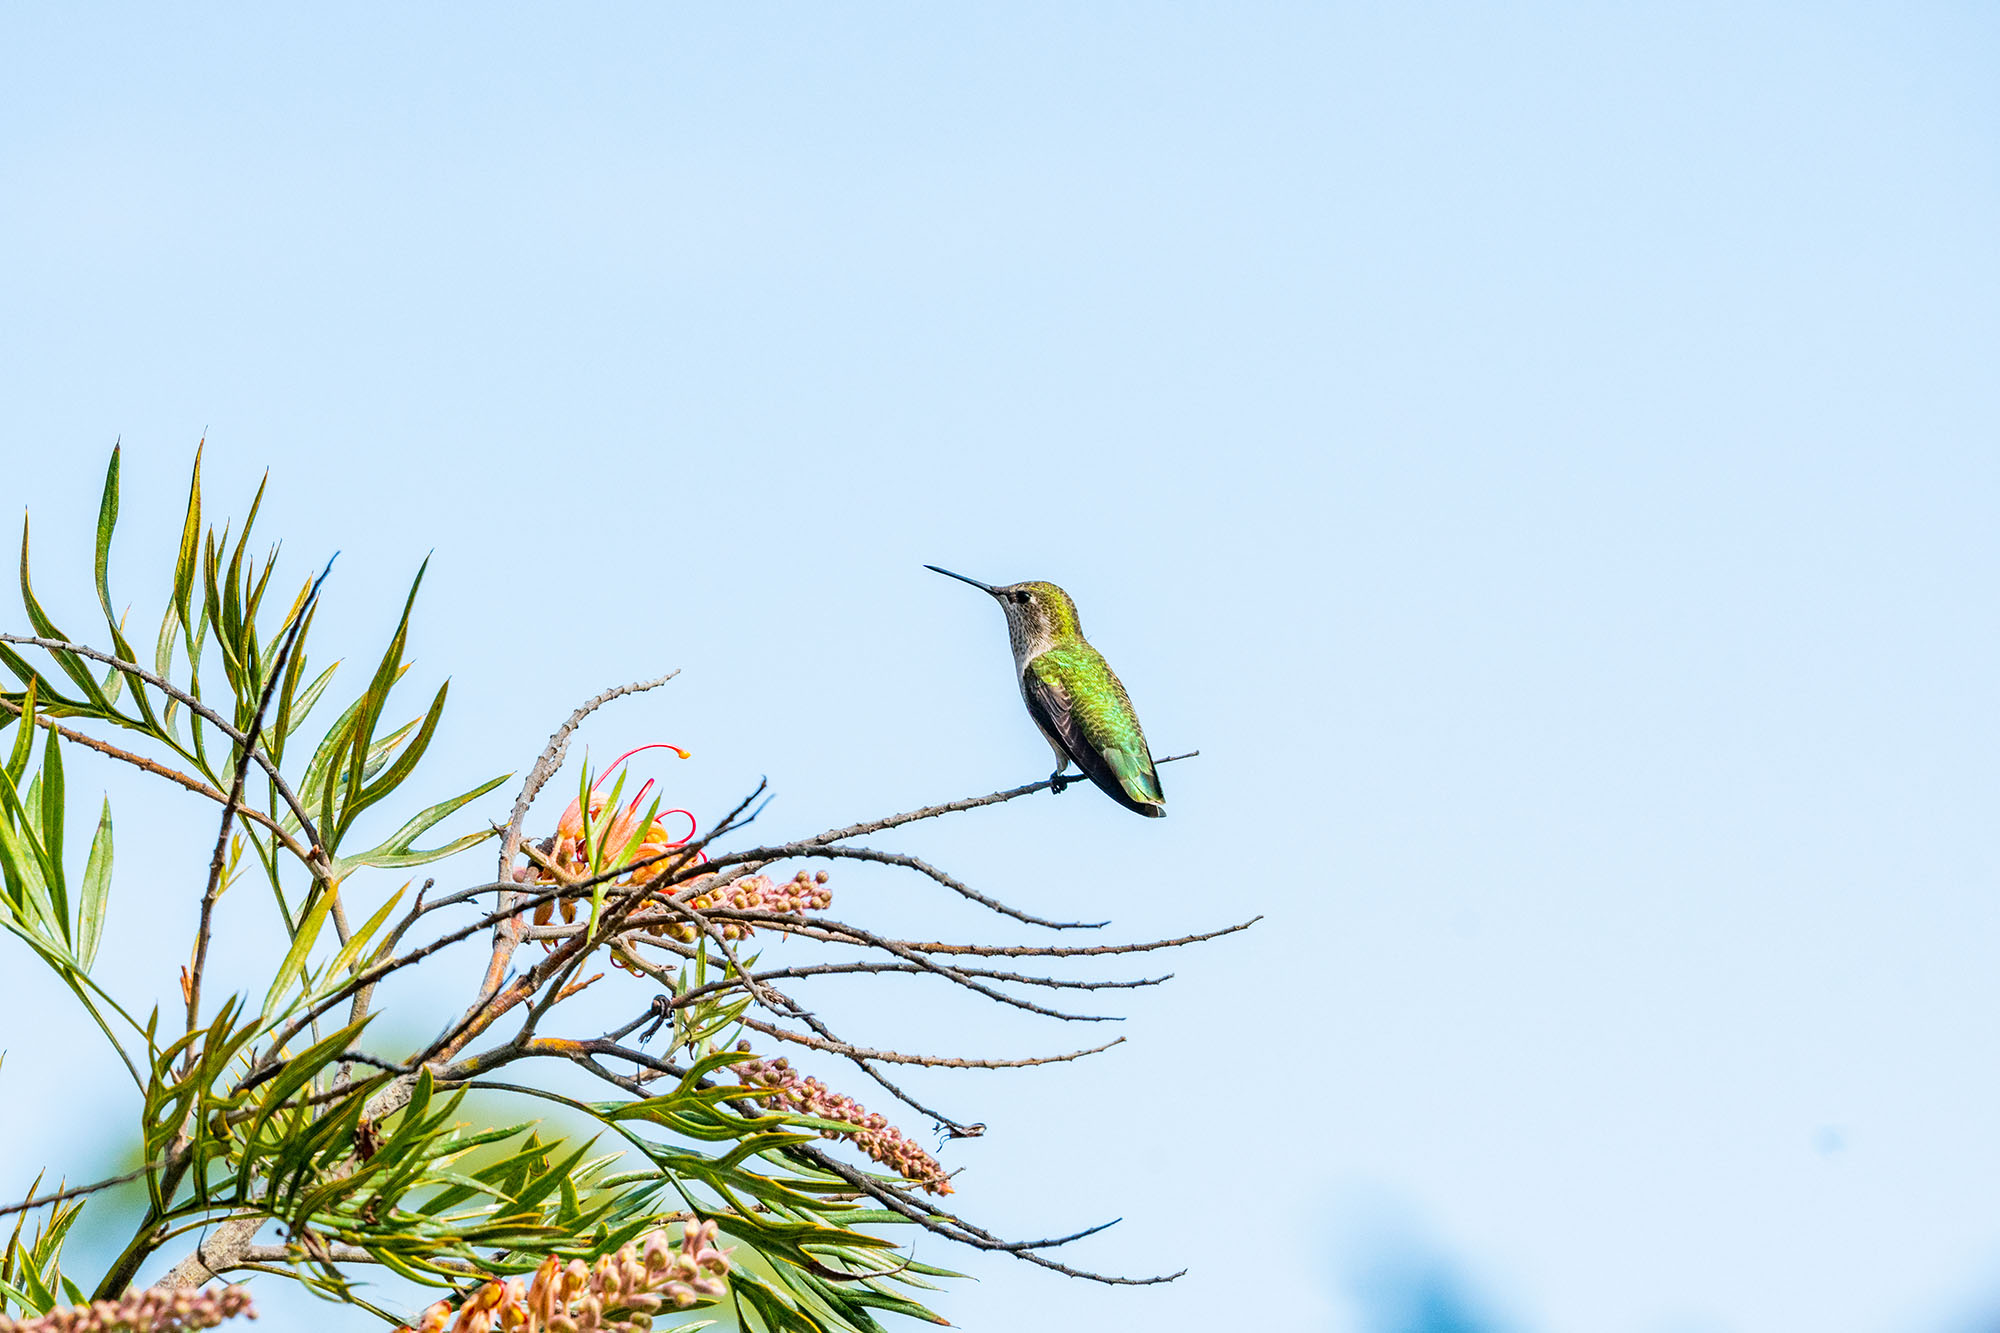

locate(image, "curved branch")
[[498, 671, 680, 876], [188, 561, 325, 1036], [0, 632, 331, 871], [710, 843, 1108, 930], [0, 1166, 151, 1220], [0, 698, 312, 862], [738, 1015, 1122, 1068], [650, 907, 1135, 1021], [799, 751, 1199, 846]]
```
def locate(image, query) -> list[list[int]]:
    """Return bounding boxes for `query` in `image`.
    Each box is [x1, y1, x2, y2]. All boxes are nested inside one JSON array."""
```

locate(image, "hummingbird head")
[[925, 566, 1083, 665]]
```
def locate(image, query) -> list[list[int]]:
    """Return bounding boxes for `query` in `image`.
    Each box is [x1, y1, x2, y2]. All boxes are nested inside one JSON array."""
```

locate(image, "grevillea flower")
[[397, 1221, 729, 1333], [517, 747, 835, 956], [0, 1284, 254, 1333], [733, 1047, 952, 1195], [523, 745, 698, 928]]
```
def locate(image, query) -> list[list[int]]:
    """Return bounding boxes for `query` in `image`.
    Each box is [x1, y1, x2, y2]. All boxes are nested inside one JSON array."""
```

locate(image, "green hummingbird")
[[926, 566, 1166, 817]]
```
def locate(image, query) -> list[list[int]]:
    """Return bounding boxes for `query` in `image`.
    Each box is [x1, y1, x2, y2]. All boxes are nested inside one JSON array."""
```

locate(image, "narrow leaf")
[[18, 516, 113, 713], [172, 447, 203, 644], [75, 798, 112, 970], [7, 677, 36, 786], [37, 728, 68, 944], [321, 886, 404, 986], [262, 885, 334, 1017], [93, 445, 120, 626]]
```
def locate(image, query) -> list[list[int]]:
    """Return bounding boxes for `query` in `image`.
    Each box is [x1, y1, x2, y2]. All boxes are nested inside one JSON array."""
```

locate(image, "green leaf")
[[268, 591, 324, 764], [283, 659, 340, 742], [0, 911, 143, 1086], [96, 655, 124, 711], [172, 447, 203, 648], [6, 677, 37, 788], [0, 768, 64, 944], [329, 773, 507, 877], [263, 885, 334, 1018], [335, 828, 496, 873], [301, 692, 370, 834], [152, 602, 182, 742], [17, 517, 114, 715], [239, 1016, 373, 1180], [86, 452, 159, 735], [37, 728, 66, 942], [93, 446, 120, 626], [321, 886, 404, 987], [293, 666, 408, 839], [332, 562, 428, 847], [211, 476, 268, 704], [74, 798, 111, 970], [339, 681, 448, 836]]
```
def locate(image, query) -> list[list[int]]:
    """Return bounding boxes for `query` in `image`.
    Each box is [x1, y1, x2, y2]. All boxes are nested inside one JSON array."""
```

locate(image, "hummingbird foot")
[[1048, 768, 1074, 794]]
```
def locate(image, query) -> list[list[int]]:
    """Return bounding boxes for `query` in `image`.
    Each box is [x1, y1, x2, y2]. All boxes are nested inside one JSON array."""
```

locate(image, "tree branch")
[[0, 632, 333, 873], [0, 699, 313, 862], [186, 561, 326, 1037]]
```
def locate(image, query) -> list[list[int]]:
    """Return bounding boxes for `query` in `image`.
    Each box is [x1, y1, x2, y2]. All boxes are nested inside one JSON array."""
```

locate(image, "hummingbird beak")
[[924, 565, 1000, 596]]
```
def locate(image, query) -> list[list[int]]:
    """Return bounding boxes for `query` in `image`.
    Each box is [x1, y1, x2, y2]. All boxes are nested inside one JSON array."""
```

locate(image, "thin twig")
[[667, 959, 1173, 1004], [185, 561, 329, 1038], [709, 843, 1108, 930], [0, 700, 314, 861], [899, 917, 1259, 957], [0, 632, 333, 872], [798, 751, 1199, 847], [779, 1141, 1182, 1285], [738, 1015, 1124, 1068], [207, 745, 1222, 1301], [843, 1058, 980, 1138], [0, 1166, 151, 1219], [347, 879, 429, 1032], [498, 671, 680, 880], [485, 673, 680, 1005], [646, 908, 1135, 1022]]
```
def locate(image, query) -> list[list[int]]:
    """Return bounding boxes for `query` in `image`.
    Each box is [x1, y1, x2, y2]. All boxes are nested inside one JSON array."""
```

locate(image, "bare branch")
[[646, 907, 1135, 1021], [668, 959, 1172, 1003], [902, 917, 1260, 957], [780, 1142, 1184, 1286], [0, 1166, 151, 1219], [0, 632, 333, 872], [738, 1016, 1123, 1068], [346, 878, 430, 1032], [498, 671, 680, 878], [0, 699, 313, 862], [797, 751, 1199, 847], [702, 842, 1108, 930]]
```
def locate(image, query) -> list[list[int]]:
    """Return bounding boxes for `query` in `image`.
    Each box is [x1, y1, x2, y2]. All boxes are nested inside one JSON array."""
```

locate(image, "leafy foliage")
[[0, 449, 1238, 1330]]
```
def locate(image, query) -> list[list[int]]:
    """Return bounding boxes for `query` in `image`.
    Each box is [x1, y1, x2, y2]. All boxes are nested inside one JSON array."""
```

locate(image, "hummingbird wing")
[[1022, 648, 1166, 817]]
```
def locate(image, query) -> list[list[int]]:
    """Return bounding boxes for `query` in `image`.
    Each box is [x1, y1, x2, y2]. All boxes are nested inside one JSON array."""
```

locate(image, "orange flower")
[[528, 744, 699, 926]]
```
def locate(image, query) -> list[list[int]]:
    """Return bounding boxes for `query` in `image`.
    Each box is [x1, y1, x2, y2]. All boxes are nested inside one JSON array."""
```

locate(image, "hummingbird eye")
[[1012, 591, 1029, 604]]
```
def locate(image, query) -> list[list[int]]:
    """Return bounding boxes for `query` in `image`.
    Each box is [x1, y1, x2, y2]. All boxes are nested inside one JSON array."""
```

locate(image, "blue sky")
[[4, 5, 2000, 1331]]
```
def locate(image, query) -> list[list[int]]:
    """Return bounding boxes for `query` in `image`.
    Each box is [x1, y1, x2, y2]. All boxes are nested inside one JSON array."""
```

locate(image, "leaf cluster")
[[0, 450, 1239, 1331]]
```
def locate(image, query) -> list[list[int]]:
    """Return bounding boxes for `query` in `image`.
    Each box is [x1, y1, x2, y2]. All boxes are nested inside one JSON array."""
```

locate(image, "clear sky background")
[[4, 5, 2000, 1332]]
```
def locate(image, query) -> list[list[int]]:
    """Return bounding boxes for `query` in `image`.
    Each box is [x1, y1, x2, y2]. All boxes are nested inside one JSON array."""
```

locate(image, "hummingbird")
[[925, 566, 1165, 817]]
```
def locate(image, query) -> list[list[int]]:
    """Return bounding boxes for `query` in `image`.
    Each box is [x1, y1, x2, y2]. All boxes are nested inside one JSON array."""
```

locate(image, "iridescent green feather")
[[1025, 645, 1164, 813]]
